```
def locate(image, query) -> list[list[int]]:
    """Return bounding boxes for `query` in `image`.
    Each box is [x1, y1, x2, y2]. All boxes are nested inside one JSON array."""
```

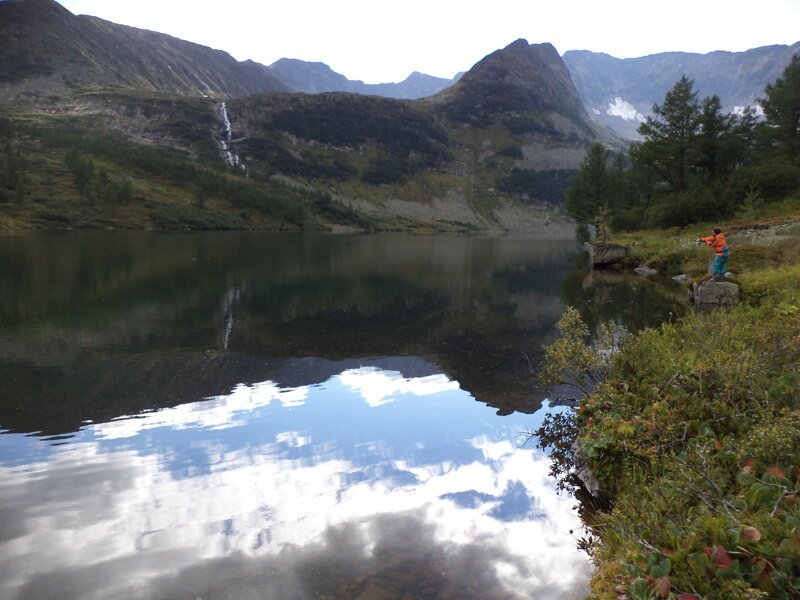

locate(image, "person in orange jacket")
[[696, 227, 730, 280]]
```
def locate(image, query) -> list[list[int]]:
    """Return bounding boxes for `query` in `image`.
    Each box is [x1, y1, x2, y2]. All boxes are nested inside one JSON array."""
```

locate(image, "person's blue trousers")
[[713, 254, 729, 277]]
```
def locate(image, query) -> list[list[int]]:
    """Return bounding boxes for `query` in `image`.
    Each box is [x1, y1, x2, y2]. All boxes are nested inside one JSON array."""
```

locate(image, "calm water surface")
[[0, 232, 684, 600]]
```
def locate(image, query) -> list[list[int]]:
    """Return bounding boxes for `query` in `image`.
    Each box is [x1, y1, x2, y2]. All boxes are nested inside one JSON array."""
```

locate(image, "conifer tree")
[[637, 76, 701, 192], [760, 55, 800, 159], [565, 143, 610, 234], [733, 106, 759, 166], [696, 95, 735, 181], [1, 143, 21, 191]]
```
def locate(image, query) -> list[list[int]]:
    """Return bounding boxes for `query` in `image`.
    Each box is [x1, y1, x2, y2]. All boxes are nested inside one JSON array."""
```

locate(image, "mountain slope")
[[0, 0, 289, 100], [433, 40, 591, 129], [270, 58, 461, 99], [424, 39, 615, 174], [564, 43, 800, 138], [0, 7, 611, 233], [231, 40, 615, 189], [209, 39, 616, 230]]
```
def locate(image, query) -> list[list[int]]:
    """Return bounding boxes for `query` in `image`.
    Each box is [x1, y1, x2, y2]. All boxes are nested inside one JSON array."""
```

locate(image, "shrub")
[[727, 158, 800, 203], [496, 144, 523, 159], [499, 168, 577, 203], [264, 94, 451, 166], [644, 186, 725, 228], [148, 202, 246, 230], [240, 136, 356, 180], [539, 301, 800, 599], [362, 156, 410, 185]]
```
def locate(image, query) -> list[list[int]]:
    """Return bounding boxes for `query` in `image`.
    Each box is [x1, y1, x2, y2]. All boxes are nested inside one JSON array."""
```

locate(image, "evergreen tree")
[[637, 76, 701, 192], [733, 105, 759, 166], [1, 143, 21, 191], [97, 168, 111, 204], [760, 55, 800, 159], [566, 143, 610, 234], [607, 151, 630, 211], [115, 179, 133, 205], [696, 95, 735, 181], [65, 150, 95, 200]]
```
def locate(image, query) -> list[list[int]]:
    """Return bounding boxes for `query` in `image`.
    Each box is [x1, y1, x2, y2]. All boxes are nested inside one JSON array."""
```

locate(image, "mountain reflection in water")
[[0, 232, 685, 599], [0, 233, 582, 434]]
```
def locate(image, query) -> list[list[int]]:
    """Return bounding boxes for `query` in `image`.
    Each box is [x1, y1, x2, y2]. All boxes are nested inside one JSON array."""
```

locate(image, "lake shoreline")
[[550, 213, 800, 599]]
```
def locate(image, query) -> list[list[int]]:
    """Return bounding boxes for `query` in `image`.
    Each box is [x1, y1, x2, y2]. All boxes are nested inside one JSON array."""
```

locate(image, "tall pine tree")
[[565, 143, 610, 237], [696, 95, 735, 181], [733, 106, 759, 166], [760, 55, 800, 159], [637, 76, 701, 192]]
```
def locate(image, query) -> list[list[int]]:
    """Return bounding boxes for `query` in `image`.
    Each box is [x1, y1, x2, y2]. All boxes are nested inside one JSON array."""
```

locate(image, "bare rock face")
[[585, 242, 630, 266], [691, 281, 739, 309]]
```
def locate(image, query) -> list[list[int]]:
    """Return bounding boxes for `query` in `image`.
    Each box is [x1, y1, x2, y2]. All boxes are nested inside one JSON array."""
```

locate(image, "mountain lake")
[[0, 231, 686, 600]]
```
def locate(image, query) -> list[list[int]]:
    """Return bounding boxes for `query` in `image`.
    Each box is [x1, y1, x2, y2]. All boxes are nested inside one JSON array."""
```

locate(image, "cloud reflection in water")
[[0, 364, 590, 599]]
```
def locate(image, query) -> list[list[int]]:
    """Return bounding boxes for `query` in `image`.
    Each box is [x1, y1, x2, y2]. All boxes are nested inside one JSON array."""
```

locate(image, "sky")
[[56, 0, 800, 84]]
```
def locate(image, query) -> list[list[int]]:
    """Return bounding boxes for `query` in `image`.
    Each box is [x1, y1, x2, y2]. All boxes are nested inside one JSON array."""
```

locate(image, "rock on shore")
[[690, 280, 740, 308]]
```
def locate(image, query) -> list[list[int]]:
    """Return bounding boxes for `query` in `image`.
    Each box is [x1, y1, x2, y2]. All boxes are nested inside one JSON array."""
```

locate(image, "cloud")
[[732, 104, 765, 117], [337, 367, 460, 407], [0, 367, 590, 599], [93, 381, 309, 440], [14, 511, 588, 600], [0, 436, 589, 599]]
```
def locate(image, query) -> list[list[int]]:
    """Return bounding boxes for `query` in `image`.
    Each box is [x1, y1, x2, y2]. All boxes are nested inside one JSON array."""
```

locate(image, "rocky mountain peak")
[[458, 39, 574, 97], [432, 38, 591, 130]]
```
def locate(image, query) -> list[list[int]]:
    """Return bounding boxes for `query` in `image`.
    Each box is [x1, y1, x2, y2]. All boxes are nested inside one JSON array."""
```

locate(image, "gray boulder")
[[634, 265, 658, 277], [691, 280, 739, 308], [585, 242, 629, 266]]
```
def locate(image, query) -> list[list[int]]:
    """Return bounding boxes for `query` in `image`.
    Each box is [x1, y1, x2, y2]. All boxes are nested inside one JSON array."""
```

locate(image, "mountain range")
[[0, 0, 797, 232], [270, 45, 800, 139], [563, 44, 800, 138], [270, 59, 462, 99]]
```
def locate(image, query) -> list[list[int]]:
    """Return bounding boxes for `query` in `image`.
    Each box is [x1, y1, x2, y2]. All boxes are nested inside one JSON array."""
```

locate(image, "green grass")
[[613, 200, 800, 278]]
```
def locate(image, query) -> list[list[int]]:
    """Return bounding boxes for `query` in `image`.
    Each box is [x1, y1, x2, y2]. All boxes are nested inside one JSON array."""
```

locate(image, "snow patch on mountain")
[[606, 97, 645, 122]]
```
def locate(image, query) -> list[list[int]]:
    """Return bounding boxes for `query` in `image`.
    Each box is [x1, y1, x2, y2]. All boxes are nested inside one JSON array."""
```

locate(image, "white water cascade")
[[219, 102, 246, 171]]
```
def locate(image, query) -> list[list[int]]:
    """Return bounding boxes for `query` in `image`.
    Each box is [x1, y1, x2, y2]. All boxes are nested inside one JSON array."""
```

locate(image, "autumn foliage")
[[539, 253, 800, 598]]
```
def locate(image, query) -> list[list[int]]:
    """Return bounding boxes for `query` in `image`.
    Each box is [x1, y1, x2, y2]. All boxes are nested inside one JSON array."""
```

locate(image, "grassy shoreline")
[[543, 205, 800, 599]]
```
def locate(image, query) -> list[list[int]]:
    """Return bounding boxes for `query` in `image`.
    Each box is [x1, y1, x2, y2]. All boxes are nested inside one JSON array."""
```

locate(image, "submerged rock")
[[634, 265, 658, 277], [585, 242, 629, 266], [691, 280, 739, 309]]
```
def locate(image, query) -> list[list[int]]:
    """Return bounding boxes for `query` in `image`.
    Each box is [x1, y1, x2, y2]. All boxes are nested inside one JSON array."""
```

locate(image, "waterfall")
[[219, 102, 246, 171]]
